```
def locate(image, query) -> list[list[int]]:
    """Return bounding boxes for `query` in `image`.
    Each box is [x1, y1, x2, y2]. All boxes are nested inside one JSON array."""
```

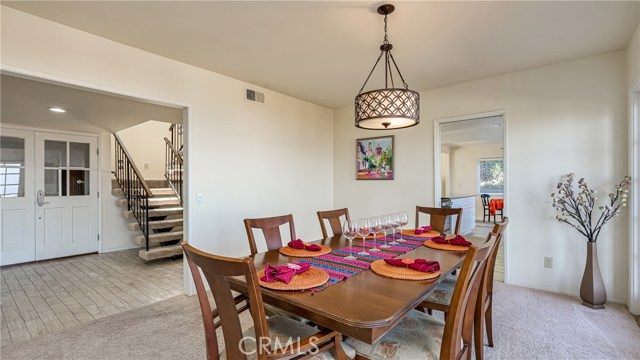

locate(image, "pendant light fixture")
[[355, 4, 420, 130]]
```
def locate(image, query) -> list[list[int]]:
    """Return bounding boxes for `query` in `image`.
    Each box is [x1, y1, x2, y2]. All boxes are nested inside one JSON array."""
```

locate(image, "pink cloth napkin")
[[431, 235, 472, 246], [414, 226, 432, 235], [260, 262, 311, 284], [288, 239, 321, 251], [384, 258, 440, 273]]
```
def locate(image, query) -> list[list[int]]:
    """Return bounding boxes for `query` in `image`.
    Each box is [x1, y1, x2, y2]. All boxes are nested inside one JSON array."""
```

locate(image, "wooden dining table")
[[228, 234, 483, 344]]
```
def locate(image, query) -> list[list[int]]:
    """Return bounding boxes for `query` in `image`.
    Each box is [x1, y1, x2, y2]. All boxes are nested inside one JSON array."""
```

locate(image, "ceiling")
[[3, 1, 638, 109], [441, 116, 503, 147], [1, 74, 184, 133]]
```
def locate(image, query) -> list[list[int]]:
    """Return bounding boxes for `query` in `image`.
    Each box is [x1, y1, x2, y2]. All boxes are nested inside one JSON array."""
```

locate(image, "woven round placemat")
[[279, 245, 332, 257], [258, 267, 329, 291], [402, 229, 441, 238], [423, 240, 470, 252], [370, 260, 441, 281]]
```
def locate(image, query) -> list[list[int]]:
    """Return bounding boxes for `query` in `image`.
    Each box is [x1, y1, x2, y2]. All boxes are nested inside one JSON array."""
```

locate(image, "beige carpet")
[[2, 282, 639, 359]]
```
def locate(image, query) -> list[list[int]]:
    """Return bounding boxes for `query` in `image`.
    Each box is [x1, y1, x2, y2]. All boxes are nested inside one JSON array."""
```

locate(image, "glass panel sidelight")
[[0, 136, 25, 166], [0, 136, 26, 197]]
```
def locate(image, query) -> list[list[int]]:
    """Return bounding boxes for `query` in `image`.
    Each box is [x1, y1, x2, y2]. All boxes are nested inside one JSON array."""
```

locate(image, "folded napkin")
[[414, 226, 432, 235], [260, 262, 311, 284], [384, 258, 440, 273], [431, 235, 472, 246], [288, 239, 321, 251]]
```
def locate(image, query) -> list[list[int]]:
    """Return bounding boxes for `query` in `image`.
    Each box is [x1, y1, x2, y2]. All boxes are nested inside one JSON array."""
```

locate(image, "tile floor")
[[1, 249, 183, 347]]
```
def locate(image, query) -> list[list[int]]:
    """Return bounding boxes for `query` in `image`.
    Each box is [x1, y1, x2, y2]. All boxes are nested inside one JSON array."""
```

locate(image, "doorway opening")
[[434, 111, 508, 282]]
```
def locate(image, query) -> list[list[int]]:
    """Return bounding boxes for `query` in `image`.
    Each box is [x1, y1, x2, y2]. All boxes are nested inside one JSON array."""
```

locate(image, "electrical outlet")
[[196, 193, 204, 204], [544, 257, 553, 269]]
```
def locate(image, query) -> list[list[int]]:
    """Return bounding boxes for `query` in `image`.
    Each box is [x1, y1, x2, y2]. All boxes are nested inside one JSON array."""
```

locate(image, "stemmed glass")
[[368, 217, 381, 252], [396, 211, 409, 243], [342, 220, 358, 260], [379, 215, 391, 249], [387, 214, 400, 246], [356, 218, 371, 256]]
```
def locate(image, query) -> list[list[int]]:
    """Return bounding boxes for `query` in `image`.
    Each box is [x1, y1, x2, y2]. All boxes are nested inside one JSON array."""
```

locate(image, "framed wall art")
[[356, 135, 393, 180]]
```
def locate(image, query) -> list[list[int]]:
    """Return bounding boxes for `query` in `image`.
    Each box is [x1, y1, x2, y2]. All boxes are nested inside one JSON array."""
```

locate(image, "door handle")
[[37, 190, 50, 207], [76, 180, 85, 184]]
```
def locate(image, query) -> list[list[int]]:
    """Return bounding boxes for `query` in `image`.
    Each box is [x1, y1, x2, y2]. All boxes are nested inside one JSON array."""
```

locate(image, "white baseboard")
[[502, 281, 626, 305]]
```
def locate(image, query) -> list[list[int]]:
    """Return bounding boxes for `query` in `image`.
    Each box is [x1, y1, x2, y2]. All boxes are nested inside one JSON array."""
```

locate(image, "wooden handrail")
[[164, 137, 183, 163], [113, 133, 153, 196]]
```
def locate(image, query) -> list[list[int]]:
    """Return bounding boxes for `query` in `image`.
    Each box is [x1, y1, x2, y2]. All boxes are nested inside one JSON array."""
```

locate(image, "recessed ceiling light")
[[492, 123, 503, 127], [48, 107, 66, 113]]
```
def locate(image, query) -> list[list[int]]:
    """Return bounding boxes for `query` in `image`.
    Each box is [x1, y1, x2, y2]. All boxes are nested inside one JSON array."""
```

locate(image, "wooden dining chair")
[[182, 242, 354, 360], [317, 208, 351, 238], [244, 214, 296, 256], [346, 238, 494, 360], [417, 217, 509, 360], [480, 194, 491, 223], [415, 206, 463, 235]]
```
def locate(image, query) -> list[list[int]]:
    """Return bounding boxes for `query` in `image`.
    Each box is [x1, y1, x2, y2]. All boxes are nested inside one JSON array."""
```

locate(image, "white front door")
[[0, 129, 36, 265], [34, 132, 98, 260]]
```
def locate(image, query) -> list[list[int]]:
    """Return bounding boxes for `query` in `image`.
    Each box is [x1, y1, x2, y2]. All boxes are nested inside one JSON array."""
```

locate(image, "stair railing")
[[164, 137, 183, 204], [113, 133, 153, 251], [169, 123, 183, 155]]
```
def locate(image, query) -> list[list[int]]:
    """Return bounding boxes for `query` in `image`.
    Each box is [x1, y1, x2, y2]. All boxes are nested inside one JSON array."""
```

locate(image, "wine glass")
[[379, 215, 391, 249], [356, 218, 371, 256], [342, 220, 358, 260], [387, 214, 400, 246], [368, 216, 381, 252], [397, 211, 409, 243]]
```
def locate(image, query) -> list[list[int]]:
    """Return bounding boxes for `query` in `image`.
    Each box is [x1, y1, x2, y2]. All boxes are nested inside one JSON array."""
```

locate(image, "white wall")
[[440, 145, 451, 196], [335, 51, 629, 302], [1, 6, 335, 273], [111, 120, 174, 179], [449, 144, 503, 220]]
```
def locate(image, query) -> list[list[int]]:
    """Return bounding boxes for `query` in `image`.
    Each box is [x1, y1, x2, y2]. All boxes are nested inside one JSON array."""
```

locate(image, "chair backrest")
[[486, 217, 509, 295], [415, 206, 463, 234], [480, 194, 490, 207], [244, 214, 296, 256], [440, 233, 497, 359], [316, 208, 351, 238], [183, 242, 268, 360]]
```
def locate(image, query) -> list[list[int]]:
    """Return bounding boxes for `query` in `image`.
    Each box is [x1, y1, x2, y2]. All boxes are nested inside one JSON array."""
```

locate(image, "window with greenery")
[[478, 159, 504, 194]]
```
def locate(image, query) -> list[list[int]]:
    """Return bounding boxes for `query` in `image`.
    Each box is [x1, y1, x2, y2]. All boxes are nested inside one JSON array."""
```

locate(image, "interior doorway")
[[434, 111, 507, 282]]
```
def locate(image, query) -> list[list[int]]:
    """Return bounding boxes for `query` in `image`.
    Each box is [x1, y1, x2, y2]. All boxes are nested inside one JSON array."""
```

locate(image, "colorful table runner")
[[298, 236, 426, 291]]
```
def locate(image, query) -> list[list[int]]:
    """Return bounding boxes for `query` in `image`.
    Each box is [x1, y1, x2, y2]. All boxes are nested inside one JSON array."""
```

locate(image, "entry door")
[[35, 132, 98, 260], [0, 129, 35, 265]]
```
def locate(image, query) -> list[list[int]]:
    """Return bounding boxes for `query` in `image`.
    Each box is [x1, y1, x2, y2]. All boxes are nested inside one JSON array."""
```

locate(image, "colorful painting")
[[356, 136, 393, 180]]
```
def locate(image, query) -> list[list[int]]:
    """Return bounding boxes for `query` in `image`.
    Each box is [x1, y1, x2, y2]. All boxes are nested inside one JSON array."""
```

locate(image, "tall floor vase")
[[580, 241, 607, 309]]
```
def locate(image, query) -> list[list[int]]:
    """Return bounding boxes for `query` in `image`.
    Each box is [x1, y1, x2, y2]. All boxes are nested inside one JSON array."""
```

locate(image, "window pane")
[[45, 169, 59, 196], [479, 159, 504, 194], [0, 136, 25, 166], [69, 170, 89, 196], [0, 167, 25, 197], [69, 142, 90, 168], [45, 140, 67, 167]]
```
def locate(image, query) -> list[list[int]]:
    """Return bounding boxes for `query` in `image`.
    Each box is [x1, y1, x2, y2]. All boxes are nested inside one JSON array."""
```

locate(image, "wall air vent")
[[245, 88, 265, 104]]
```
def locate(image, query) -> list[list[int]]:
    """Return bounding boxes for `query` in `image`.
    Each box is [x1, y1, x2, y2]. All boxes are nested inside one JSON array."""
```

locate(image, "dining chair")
[[317, 208, 351, 238], [417, 217, 509, 360], [415, 206, 463, 235], [182, 242, 354, 360], [345, 238, 494, 359], [480, 194, 491, 223], [244, 214, 296, 256]]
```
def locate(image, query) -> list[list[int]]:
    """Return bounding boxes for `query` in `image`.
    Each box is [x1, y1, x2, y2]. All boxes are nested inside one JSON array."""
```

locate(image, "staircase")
[[112, 124, 184, 261], [112, 179, 183, 260]]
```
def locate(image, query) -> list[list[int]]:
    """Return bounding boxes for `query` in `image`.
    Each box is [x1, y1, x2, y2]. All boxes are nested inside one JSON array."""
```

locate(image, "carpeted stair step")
[[122, 207, 183, 219], [138, 244, 183, 261], [132, 231, 183, 246], [111, 187, 177, 197], [127, 218, 183, 231], [116, 197, 181, 208], [111, 179, 169, 189]]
